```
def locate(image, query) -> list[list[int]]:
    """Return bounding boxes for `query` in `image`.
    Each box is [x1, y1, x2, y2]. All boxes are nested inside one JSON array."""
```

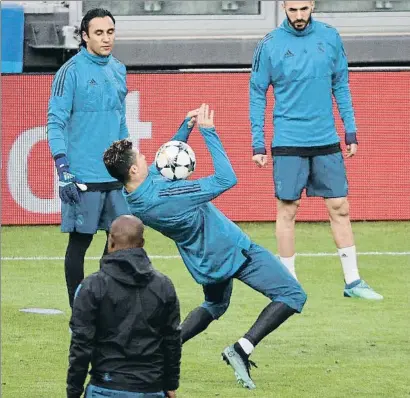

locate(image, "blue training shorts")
[[273, 152, 348, 200], [61, 189, 130, 234], [201, 243, 307, 319]]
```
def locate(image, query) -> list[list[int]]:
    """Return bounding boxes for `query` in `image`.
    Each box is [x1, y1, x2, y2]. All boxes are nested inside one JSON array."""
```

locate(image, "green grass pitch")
[[2, 222, 410, 397]]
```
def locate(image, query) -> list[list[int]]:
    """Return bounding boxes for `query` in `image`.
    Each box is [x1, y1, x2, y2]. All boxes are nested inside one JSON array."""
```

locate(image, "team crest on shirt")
[[317, 42, 325, 53]]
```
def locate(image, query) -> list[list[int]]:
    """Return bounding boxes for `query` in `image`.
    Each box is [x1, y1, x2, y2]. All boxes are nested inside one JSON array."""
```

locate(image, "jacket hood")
[[281, 17, 315, 37], [100, 247, 154, 287]]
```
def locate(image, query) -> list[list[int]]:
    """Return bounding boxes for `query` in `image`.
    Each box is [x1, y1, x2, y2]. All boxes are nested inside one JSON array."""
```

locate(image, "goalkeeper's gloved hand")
[[54, 155, 85, 205]]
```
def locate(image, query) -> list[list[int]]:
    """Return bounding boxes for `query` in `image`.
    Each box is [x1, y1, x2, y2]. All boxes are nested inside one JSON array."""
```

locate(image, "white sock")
[[338, 245, 360, 285], [280, 254, 297, 280], [238, 337, 254, 355]]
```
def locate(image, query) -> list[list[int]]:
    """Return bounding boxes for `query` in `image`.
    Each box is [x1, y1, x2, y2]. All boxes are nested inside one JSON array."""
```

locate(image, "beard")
[[286, 13, 312, 31]]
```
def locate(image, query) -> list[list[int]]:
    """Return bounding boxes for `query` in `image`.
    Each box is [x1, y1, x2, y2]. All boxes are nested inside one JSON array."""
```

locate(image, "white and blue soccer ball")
[[155, 140, 196, 181]]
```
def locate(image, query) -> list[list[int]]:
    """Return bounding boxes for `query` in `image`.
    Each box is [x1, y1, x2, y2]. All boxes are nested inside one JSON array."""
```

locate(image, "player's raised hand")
[[186, 107, 200, 128], [252, 154, 268, 168], [197, 103, 214, 128]]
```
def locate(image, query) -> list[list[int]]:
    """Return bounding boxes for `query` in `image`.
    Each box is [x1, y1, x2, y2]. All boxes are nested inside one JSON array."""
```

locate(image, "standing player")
[[249, 1, 382, 299], [103, 104, 307, 390], [47, 8, 130, 309]]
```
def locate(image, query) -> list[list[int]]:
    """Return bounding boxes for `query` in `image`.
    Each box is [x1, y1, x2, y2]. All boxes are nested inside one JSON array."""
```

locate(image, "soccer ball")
[[155, 140, 196, 181]]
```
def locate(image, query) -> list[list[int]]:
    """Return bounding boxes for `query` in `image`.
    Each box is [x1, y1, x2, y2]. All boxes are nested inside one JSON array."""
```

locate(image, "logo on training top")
[[284, 49, 294, 58], [89, 78, 97, 86], [317, 42, 325, 53]]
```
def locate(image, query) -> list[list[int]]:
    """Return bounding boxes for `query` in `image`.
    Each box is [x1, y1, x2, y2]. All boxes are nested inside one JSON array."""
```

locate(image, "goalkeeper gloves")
[[54, 155, 86, 205]]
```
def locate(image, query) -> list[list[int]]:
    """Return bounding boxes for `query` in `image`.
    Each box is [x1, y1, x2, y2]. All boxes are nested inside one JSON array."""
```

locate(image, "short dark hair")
[[80, 8, 115, 48], [103, 139, 135, 184]]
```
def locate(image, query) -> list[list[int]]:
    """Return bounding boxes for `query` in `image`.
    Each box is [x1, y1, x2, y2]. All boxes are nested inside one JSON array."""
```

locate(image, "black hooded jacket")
[[67, 248, 181, 398]]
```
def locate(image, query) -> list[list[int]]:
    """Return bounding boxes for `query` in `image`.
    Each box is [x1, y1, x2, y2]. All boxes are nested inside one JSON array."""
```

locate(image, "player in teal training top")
[[249, 1, 382, 300], [47, 8, 130, 308], [103, 104, 307, 390]]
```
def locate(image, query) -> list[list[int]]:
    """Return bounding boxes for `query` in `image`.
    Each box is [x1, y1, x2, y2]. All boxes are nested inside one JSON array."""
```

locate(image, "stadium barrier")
[[2, 71, 410, 225]]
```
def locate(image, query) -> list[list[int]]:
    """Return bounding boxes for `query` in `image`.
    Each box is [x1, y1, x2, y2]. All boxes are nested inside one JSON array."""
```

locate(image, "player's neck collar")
[[282, 17, 315, 37], [81, 47, 111, 65], [123, 176, 150, 200]]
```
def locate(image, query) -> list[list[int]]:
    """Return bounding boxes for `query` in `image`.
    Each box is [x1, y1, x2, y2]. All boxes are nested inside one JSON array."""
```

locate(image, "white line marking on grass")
[[2, 252, 410, 261], [19, 308, 64, 315]]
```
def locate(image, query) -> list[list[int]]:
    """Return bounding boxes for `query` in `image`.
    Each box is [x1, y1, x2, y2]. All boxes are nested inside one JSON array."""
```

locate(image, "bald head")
[[108, 215, 145, 253]]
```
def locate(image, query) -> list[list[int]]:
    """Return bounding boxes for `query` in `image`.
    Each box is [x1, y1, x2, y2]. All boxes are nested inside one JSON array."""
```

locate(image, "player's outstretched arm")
[[189, 104, 237, 203], [150, 105, 236, 206], [171, 108, 200, 143], [148, 108, 200, 175]]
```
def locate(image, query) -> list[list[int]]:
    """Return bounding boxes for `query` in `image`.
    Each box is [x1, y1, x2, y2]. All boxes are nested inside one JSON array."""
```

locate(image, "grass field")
[[2, 222, 410, 398]]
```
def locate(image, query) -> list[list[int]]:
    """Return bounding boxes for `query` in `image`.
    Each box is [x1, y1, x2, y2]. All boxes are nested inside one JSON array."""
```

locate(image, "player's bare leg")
[[325, 197, 383, 300], [325, 197, 354, 249], [276, 199, 300, 279]]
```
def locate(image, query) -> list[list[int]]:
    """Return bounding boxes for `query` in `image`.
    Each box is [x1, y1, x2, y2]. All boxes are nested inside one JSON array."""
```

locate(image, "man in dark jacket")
[[67, 215, 181, 398]]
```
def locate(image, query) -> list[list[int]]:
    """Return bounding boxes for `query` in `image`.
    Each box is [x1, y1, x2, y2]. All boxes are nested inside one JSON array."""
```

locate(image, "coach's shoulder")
[[153, 269, 173, 285], [79, 271, 99, 287], [78, 271, 106, 296], [153, 270, 178, 296]]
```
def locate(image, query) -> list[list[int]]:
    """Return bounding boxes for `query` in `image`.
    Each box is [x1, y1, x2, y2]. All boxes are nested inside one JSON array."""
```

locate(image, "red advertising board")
[[2, 72, 410, 225]]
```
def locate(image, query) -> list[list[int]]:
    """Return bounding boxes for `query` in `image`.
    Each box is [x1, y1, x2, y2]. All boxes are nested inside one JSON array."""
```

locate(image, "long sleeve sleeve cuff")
[[67, 386, 83, 398], [164, 379, 179, 391], [253, 147, 267, 156], [345, 133, 358, 145], [184, 117, 195, 131]]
